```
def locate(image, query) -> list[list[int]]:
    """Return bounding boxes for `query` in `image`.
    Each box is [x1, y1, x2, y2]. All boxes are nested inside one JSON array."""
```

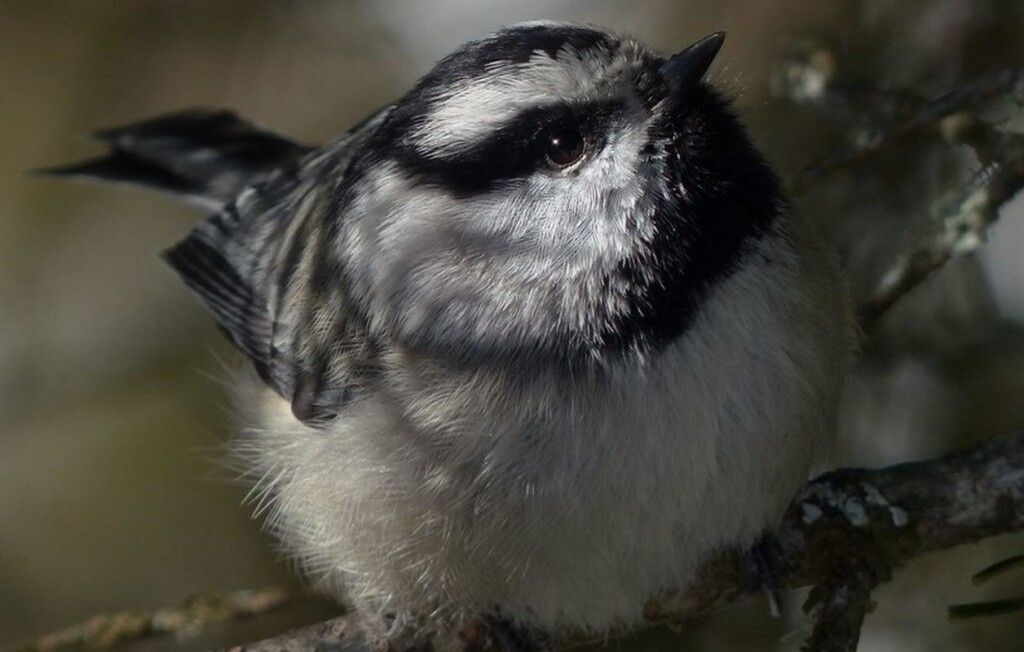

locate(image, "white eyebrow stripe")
[[409, 44, 643, 157], [412, 83, 552, 155]]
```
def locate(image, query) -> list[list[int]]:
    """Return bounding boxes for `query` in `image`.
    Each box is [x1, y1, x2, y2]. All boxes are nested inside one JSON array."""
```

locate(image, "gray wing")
[[47, 105, 391, 424], [161, 109, 391, 426], [67, 105, 391, 423], [162, 180, 375, 424]]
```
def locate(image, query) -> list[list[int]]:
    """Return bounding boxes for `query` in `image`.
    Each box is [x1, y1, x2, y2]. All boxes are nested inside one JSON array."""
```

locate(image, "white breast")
[[231, 213, 853, 632]]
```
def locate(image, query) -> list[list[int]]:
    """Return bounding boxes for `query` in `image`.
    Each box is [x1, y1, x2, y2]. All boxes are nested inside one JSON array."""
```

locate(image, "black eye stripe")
[[389, 99, 627, 196]]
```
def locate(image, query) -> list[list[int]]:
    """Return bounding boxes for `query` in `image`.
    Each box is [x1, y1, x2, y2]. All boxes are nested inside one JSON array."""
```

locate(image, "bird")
[[49, 22, 854, 636]]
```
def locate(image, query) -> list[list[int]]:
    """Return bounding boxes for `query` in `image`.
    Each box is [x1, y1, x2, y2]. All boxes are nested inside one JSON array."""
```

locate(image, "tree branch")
[[801, 573, 873, 652], [856, 128, 1024, 327], [772, 57, 1024, 329], [11, 587, 312, 652], [219, 430, 1024, 652], [774, 54, 1024, 188]]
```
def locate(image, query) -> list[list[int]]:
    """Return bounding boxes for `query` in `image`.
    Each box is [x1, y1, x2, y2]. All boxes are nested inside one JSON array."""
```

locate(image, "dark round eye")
[[543, 128, 586, 169]]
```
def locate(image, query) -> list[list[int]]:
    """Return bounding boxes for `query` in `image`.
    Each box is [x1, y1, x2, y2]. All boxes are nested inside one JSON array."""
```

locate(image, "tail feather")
[[45, 151, 198, 196], [43, 109, 310, 207]]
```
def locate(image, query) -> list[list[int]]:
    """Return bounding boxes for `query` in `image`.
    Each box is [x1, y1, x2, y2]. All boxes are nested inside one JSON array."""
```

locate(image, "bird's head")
[[337, 23, 783, 366]]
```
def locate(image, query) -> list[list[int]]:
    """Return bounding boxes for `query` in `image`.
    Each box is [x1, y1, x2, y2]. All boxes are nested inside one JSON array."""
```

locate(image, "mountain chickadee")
[[52, 22, 854, 634]]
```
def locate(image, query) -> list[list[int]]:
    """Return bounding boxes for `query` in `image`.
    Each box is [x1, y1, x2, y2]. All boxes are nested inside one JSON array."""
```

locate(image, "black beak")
[[660, 32, 726, 95]]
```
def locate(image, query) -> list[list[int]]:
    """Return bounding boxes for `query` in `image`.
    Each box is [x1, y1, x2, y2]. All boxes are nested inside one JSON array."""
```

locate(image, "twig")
[[972, 554, 1024, 585], [856, 131, 1024, 327], [771, 42, 928, 120], [793, 67, 1024, 187], [948, 596, 1024, 619], [801, 575, 873, 652], [773, 58, 1024, 329], [217, 430, 1024, 652], [219, 612, 375, 652], [12, 586, 313, 652]]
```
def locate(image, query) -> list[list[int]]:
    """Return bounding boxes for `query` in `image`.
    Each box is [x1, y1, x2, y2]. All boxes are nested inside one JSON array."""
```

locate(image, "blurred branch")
[[857, 128, 1024, 326], [948, 595, 1024, 620], [800, 572, 873, 652], [11, 587, 311, 652], [774, 50, 1024, 330], [217, 431, 1024, 652], [774, 48, 1024, 188]]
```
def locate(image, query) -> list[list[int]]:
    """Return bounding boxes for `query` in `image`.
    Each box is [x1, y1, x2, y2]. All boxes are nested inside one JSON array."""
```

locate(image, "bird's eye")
[[543, 128, 586, 169]]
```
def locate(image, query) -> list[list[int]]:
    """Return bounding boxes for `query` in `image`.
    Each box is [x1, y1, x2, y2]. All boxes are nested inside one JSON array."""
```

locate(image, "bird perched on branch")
[[50, 22, 854, 635]]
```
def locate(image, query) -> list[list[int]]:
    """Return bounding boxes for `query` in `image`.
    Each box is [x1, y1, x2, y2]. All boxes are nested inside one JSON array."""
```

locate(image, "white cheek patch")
[[531, 117, 651, 253], [584, 117, 648, 189], [453, 145, 650, 267], [343, 105, 655, 319]]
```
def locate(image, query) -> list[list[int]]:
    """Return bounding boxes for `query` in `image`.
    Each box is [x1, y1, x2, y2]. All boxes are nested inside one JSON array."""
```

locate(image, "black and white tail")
[[43, 109, 310, 208]]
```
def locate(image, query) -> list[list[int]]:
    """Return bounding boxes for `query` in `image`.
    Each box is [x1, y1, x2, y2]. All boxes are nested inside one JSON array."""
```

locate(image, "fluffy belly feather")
[[232, 222, 851, 631]]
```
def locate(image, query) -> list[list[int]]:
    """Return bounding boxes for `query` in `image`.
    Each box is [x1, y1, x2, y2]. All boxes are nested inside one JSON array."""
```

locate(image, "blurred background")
[[2, 1, 1024, 650]]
